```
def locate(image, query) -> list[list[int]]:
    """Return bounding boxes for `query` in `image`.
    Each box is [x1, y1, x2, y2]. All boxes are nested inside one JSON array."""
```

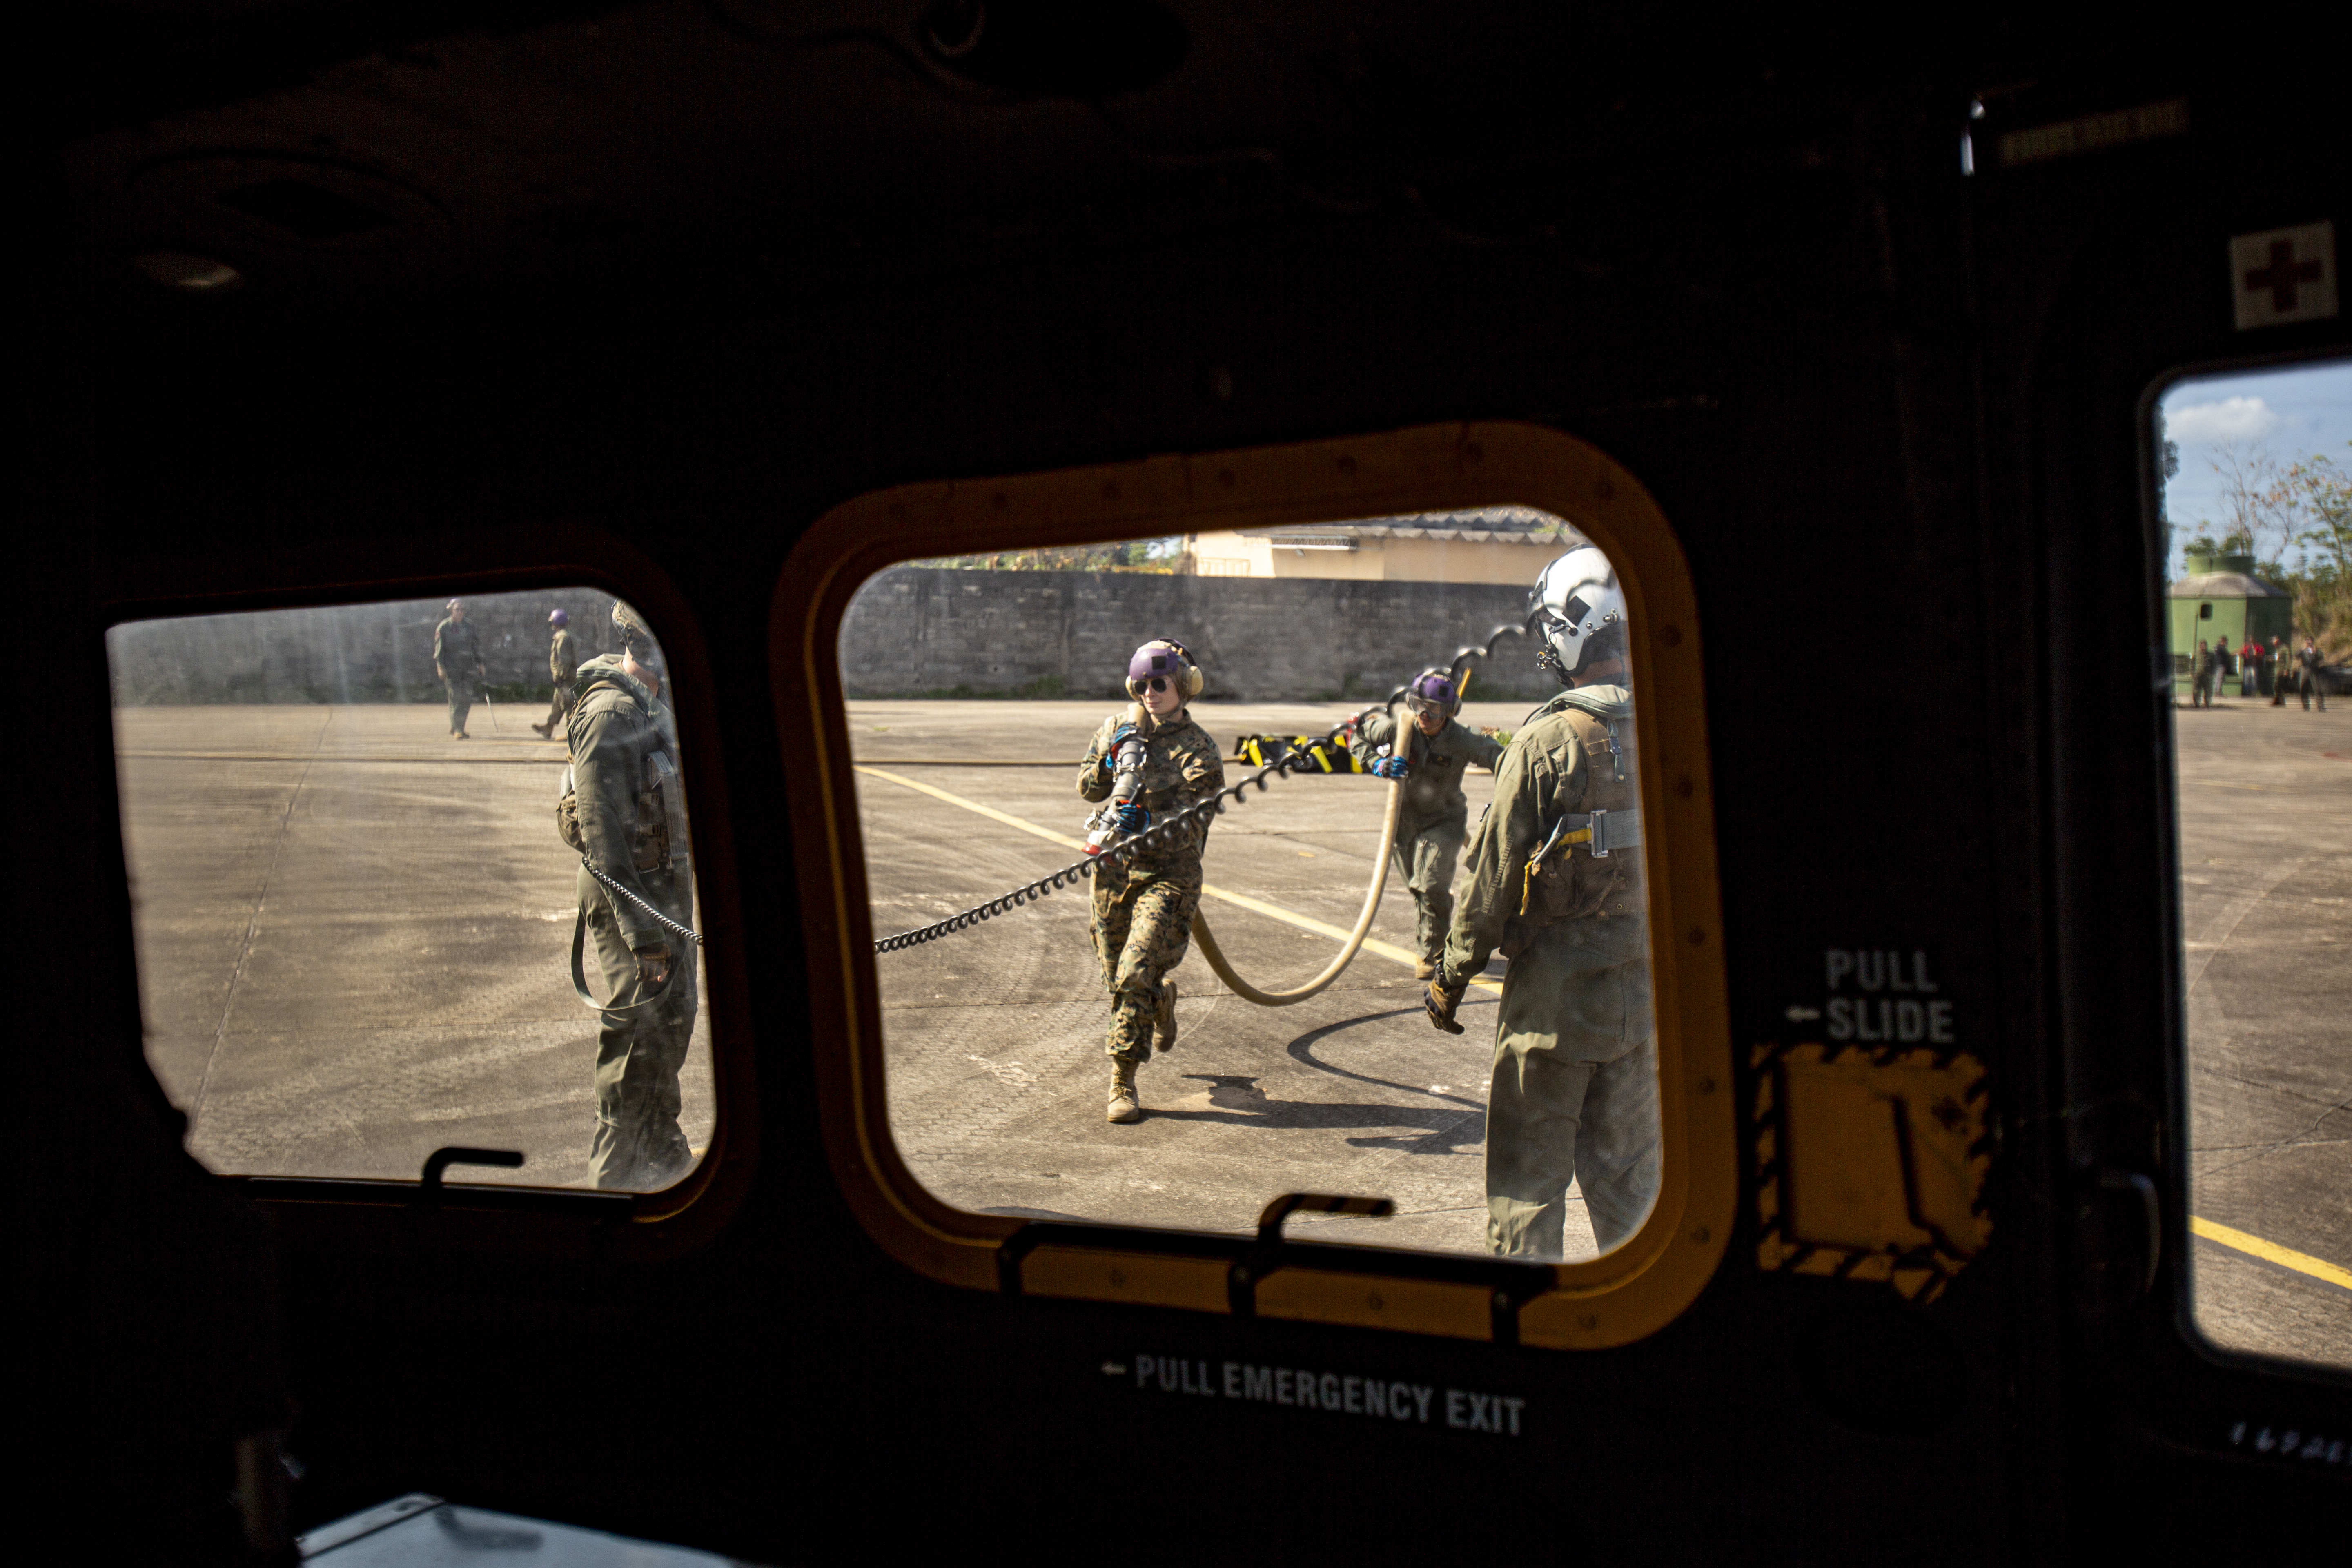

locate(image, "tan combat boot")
[[1414, 957, 1437, 981], [1153, 979, 1178, 1054], [1106, 1058, 1142, 1124]]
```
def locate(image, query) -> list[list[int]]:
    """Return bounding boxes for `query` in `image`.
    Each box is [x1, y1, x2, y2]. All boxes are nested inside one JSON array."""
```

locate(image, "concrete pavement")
[[110, 689, 2342, 1345], [853, 697, 1613, 1259], [2173, 695, 2352, 1369], [114, 705, 713, 1192]]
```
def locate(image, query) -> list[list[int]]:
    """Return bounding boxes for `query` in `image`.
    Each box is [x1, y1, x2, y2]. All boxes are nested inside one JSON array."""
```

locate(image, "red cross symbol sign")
[[2230, 222, 2338, 330]]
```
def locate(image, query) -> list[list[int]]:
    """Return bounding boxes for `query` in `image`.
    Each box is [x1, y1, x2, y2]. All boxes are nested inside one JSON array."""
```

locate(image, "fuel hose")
[[1185, 775, 1403, 1004]]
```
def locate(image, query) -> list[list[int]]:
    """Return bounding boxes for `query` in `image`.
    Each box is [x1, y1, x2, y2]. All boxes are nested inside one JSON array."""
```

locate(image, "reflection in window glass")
[[2158, 362, 2352, 1368], [108, 592, 712, 1192], [845, 513, 1661, 1260]]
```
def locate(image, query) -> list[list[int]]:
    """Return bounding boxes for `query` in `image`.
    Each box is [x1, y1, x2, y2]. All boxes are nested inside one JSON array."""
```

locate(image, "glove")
[[1424, 974, 1466, 1034], [1114, 801, 1150, 834], [635, 944, 673, 988], [1370, 755, 1410, 780]]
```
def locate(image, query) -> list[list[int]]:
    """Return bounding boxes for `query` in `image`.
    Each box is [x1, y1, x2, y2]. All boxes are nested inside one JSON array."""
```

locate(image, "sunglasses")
[[1139, 676, 1172, 693], [1405, 694, 1447, 715]]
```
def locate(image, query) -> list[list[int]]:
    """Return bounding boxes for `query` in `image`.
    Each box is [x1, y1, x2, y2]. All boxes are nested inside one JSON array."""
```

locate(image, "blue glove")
[[1371, 755, 1410, 780], [1114, 801, 1150, 833]]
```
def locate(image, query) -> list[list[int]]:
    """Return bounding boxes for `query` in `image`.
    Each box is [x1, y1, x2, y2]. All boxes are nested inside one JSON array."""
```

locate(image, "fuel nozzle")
[[1085, 737, 1149, 855]]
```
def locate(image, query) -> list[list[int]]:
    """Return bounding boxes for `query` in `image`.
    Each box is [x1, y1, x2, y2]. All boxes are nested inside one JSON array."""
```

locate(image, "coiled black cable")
[[875, 747, 1334, 954]]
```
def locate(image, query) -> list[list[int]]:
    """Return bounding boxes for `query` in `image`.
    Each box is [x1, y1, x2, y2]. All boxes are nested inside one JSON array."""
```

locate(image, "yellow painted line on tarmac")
[[854, 764, 1501, 994], [2191, 1215, 2352, 1290]]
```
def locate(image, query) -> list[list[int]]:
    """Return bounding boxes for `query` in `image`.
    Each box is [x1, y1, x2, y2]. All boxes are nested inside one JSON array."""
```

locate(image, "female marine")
[[1076, 640, 1226, 1123]]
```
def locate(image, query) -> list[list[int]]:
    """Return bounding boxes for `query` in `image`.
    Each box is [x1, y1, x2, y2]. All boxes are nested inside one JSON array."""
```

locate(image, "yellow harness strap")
[[1518, 823, 1594, 915]]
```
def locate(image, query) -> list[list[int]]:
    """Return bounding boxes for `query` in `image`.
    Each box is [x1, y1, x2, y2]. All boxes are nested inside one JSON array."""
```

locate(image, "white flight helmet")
[[1530, 546, 1629, 685]]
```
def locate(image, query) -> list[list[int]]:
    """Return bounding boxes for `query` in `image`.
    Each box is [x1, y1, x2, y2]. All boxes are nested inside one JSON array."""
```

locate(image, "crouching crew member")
[[532, 608, 577, 739], [1078, 640, 1225, 1124], [1425, 548, 1661, 1258], [1350, 668, 1505, 979], [566, 600, 697, 1189]]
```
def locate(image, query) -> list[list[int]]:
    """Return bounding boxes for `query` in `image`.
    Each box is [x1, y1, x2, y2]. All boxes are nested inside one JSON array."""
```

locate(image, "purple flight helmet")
[[1407, 668, 1457, 712], [548, 609, 569, 628], [1125, 639, 1197, 697]]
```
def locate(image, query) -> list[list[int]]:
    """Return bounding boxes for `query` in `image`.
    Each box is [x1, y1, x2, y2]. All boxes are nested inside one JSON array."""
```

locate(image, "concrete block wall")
[[838, 568, 1557, 702], [106, 590, 626, 705]]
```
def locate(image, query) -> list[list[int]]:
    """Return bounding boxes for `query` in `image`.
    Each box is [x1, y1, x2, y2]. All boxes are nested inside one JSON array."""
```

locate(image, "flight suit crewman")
[[1078, 639, 1225, 1124], [432, 598, 486, 738], [568, 600, 697, 1189], [533, 608, 578, 738], [2191, 639, 2214, 708], [1352, 668, 1506, 978], [1427, 547, 1660, 1259]]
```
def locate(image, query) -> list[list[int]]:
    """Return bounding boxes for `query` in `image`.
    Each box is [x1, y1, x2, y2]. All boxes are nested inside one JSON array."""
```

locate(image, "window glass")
[[108, 592, 713, 1192], [2157, 362, 2352, 1367], [844, 513, 1662, 1260]]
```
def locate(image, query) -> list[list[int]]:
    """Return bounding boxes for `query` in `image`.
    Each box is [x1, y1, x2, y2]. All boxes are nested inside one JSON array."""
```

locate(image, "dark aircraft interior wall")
[[24, 6, 2347, 1561]]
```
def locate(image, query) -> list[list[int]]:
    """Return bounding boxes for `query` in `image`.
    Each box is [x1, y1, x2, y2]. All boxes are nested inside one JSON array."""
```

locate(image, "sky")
[[2158, 358, 2352, 577]]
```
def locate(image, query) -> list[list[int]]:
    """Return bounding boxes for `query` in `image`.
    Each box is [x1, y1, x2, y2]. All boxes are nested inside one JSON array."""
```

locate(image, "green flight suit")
[[1352, 710, 1506, 964], [568, 654, 697, 1190], [1441, 684, 1658, 1259], [544, 626, 579, 731], [1077, 706, 1225, 1064], [433, 615, 484, 735]]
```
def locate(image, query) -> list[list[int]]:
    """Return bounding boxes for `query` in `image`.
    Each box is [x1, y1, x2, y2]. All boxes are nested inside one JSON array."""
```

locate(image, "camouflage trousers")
[[1090, 863, 1201, 1064], [445, 677, 475, 735], [1391, 808, 1468, 963], [578, 864, 698, 1191]]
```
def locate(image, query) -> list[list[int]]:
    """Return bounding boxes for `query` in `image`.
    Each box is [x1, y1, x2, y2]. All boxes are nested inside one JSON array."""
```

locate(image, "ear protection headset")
[[1126, 639, 1205, 699]]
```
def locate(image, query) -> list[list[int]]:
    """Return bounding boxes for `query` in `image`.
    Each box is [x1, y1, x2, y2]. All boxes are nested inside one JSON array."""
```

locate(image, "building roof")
[[2168, 571, 2290, 599], [1239, 506, 1583, 548]]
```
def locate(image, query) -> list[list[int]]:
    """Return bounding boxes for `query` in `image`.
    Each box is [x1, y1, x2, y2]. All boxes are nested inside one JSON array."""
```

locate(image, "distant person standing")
[[432, 598, 486, 739], [2298, 637, 2328, 710], [2238, 636, 2262, 698], [2269, 635, 2288, 705], [532, 609, 578, 739], [2191, 639, 2214, 708]]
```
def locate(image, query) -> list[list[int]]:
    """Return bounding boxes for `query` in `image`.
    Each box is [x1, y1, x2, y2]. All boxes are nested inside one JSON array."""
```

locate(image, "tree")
[[2281, 445, 2350, 656], [2205, 437, 2296, 566], [912, 537, 1180, 572]]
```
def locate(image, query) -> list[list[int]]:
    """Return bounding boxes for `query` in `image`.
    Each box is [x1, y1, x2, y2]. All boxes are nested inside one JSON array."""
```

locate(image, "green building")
[[2167, 550, 2293, 696]]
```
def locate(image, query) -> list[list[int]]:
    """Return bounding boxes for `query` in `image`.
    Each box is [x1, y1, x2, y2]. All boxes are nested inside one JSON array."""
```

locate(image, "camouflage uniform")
[[543, 625, 579, 731], [1077, 706, 1225, 1063], [1352, 709, 1505, 966], [432, 614, 484, 735], [569, 650, 697, 1190], [1441, 685, 1658, 1259]]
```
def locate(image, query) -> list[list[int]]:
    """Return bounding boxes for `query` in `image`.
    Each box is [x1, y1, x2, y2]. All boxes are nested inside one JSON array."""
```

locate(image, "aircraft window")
[[2156, 361, 2352, 1369], [781, 427, 1739, 1346], [106, 591, 715, 1194], [848, 517, 1663, 1260]]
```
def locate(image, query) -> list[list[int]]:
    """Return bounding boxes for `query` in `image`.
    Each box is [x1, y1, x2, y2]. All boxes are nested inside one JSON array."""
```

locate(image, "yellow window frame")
[[772, 422, 1734, 1348]]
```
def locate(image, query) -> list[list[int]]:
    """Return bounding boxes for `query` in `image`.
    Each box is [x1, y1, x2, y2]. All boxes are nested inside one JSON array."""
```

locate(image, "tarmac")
[[2172, 691, 2352, 1370], [853, 698, 1563, 1258], [108, 692, 2348, 1348], [113, 704, 713, 1192]]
